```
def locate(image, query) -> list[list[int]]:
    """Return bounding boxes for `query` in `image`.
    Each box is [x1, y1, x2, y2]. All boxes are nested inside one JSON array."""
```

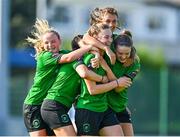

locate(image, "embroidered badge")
[[83, 123, 91, 133], [32, 119, 40, 128], [61, 114, 69, 123]]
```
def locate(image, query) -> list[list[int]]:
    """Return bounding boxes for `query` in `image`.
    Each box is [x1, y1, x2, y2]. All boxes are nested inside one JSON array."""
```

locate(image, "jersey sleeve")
[[83, 53, 96, 70], [73, 57, 84, 70], [124, 59, 141, 80], [41, 50, 71, 67], [41, 52, 61, 67], [73, 53, 95, 70]]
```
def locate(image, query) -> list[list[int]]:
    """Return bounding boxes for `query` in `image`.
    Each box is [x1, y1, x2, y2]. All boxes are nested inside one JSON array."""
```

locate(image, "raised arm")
[[58, 45, 92, 64], [83, 33, 116, 65]]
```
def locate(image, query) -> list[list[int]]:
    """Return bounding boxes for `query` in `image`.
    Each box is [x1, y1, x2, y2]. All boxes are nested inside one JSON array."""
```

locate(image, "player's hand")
[[117, 76, 132, 88], [101, 75, 109, 83], [90, 57, 100, 68]]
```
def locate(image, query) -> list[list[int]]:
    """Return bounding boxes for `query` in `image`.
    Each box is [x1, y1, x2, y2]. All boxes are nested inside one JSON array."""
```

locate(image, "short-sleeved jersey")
[[24, 50, 69, 105], [107, 59, 140, 112], [45, 60, 82, 108], [76, 53, 108, 112]]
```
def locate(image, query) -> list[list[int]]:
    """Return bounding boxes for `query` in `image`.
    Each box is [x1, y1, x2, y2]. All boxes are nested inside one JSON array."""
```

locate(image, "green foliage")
[[136, 43, 166, 68], [61, 39, 72, 50], [10, 0, 36, 48]]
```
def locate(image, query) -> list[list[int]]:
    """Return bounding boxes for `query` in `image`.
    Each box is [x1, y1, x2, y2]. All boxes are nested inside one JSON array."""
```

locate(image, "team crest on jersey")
[[32, 119, 40, 128], [83, 123, 90, 133], [61, 114, 69, 123]]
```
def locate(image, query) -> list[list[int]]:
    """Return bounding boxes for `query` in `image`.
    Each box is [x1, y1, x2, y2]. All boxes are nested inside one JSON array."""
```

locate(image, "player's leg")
[[23, 104, 49, 136], [99, 108, 124, 136], [41, 99, 76, 136], [75, 108, 102, 136], [99, 124, 124, 136], [53, 125, 76, 136], [120, 123, 134, 136], [29, 129, 47, 136], [117, 107, 134, 136]]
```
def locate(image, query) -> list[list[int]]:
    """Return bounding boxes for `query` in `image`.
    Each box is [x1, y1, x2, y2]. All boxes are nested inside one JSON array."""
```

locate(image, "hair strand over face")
[[26, 18, 60, 57]]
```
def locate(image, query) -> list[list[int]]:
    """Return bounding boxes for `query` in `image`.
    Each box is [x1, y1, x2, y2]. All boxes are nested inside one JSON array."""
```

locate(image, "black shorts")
[[115, 107, 132, 123], [23, 104, 55, 135], [75, 108, 119, 136], [41, 99, 72, 129]]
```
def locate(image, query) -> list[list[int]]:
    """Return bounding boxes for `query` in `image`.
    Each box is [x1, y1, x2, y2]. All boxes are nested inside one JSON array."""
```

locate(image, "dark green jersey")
[[111, 34, 119, 52], [45, 60, 82, 108], [76, 53, 108, 112], [107, 59, 140, 112], [103, 33, 118, 60], [24, 50, 69, 105]]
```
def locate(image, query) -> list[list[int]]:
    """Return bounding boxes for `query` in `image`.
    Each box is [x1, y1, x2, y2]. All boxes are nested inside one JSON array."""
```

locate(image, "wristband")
[[115, 80, 119, 87]]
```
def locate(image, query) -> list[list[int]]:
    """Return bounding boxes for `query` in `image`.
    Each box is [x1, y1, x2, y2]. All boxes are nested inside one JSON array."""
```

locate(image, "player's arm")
[[84, 75, 131, 95], [100, 57, 132, 92], [84, 78, 119, 95], [124, 56, 141, 80], [58, 44, 92, 64], [83, 33, 116, 65], [100, 57, 116, 80], [75, 63, 108, 83], [116, 57, 140, 92]]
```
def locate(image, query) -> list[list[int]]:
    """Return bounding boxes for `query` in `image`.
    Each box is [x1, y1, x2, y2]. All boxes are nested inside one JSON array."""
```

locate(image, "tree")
[[10, 0, 36, 48]]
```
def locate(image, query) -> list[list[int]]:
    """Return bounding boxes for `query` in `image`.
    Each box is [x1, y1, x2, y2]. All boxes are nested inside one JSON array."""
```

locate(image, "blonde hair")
[[26, 18, 54, 55], [87, 23, 110, 37]]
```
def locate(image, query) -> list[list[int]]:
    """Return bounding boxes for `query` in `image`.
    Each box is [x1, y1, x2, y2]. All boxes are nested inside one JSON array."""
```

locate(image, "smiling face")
[[101, 13, 118, 32], [41, 32, 61, 53], [96, 28, 112, 46], [116, 45, 131, 63]]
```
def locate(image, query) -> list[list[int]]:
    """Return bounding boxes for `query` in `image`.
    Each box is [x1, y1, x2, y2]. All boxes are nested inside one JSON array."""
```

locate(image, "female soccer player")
[[23, 19, 94, 136], [40, 22, 132, 136], [74, 23, 132, 136], [106, 32, 140, 136], [84, 7, 140, 136]]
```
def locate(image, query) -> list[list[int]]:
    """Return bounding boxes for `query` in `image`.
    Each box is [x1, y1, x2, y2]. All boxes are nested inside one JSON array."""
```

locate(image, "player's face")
[[96, 28, 112, 46], [116, 46, 131, 63], [42, 32, 60, 53], [101, 13, 117, 32]]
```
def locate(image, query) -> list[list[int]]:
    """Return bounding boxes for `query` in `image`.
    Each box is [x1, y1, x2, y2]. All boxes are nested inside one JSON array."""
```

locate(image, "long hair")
[[114, 32, 136, 60], [26, 18, 60, 57]]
